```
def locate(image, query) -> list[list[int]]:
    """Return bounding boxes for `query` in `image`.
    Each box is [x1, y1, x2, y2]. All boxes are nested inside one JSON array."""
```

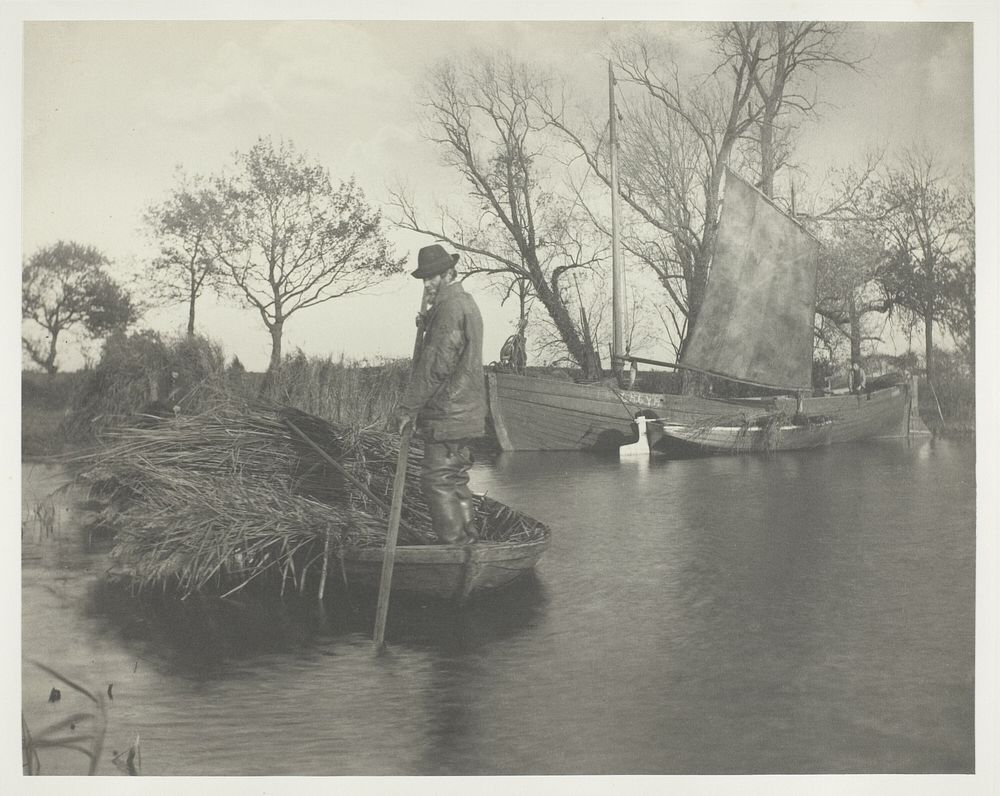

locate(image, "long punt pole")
[[373, 288, 431, 653]]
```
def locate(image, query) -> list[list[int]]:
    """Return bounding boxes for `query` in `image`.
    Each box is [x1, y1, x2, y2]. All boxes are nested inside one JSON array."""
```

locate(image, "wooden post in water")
[[908, 375, 931, 434], [927, 376, 947, 427], [373, 288, 431, 653]]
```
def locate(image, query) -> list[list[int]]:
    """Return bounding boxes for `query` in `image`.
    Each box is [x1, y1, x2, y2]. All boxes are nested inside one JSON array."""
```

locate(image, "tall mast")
[[608, 61, 625, 371]]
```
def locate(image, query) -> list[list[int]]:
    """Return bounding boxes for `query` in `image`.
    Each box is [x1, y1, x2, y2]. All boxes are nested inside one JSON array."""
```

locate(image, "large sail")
[[680, 168, 819, 390]]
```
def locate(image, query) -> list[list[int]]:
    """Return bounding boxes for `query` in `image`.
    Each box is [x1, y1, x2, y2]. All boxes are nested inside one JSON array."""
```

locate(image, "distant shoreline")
[[22, 365, 973, 464]]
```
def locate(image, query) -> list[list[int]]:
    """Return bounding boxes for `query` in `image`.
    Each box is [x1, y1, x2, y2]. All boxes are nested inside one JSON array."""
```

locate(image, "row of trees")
[[23, 137, 404, 375], [812, 148, 974, 379], [390, 23, 974, 383], [23, 24, 974, 386], [143, 138, 403, 373]]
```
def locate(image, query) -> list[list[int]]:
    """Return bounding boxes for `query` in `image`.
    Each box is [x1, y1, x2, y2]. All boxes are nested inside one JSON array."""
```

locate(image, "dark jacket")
[[400, 280, 486, 441]]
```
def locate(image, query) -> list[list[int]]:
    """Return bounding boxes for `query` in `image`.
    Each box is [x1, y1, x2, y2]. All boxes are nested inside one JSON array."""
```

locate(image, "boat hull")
[[486, 371, 779, 451], [337, 537, 550, 601], [487, 371, 912, 454], [656, 420, 833, 454], [786, 385, 911, 445]]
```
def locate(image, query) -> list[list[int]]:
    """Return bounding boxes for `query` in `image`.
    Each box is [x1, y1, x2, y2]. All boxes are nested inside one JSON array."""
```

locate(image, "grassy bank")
[[21, 331, 465, 458], [916, 349, 976, 435], [22, 372, 82, 457], [22, 332, 976, 458], [918, 376, 976, 435]]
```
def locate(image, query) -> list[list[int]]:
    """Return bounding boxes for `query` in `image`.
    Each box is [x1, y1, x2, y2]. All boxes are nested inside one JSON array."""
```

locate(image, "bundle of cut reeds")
[[78, 403, 547, 598]]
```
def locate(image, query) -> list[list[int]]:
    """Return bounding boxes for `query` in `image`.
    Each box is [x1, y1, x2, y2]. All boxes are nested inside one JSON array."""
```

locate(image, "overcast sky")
[[14, 11, 980, 371]]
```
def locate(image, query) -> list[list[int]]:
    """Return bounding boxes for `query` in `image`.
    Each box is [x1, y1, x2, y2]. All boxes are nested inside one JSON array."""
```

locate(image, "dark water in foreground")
[[21, 437, 975, 775]]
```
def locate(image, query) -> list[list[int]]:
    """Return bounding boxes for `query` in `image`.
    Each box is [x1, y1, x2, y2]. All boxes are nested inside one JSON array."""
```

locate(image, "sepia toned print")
[[16, 12, 984, 784]]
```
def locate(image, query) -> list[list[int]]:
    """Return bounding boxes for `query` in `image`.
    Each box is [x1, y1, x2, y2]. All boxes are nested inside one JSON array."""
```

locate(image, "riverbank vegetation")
[[22, 660, 142, 776], [22, 339, 974, 463], [915, 348, 975, 435], [22, 325, 976, 461], [22, 331, 418, 457], [22, 662, 109, 776]]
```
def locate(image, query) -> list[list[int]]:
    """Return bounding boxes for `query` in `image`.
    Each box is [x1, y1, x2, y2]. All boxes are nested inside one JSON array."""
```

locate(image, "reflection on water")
[[21, 438, 974, 774]]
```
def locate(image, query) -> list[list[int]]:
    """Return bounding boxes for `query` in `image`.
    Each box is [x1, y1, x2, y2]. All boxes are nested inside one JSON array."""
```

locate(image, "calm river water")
[[21, 436, 975, 775]]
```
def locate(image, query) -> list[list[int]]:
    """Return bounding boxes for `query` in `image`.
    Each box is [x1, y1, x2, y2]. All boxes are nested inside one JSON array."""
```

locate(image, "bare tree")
[[542, 31, 762, 366], [716, 22, 863, 198], [544, 25, 863, 378], [875, 147, 972, 383], [143, 170, 225, 337], [209, 137, 404, 375], [389, 52, 608, 380], [22, 241, 137, 373]]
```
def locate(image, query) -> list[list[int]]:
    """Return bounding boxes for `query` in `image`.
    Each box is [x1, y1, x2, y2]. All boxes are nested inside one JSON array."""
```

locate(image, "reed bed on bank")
[[64, 331, 231, 444], [61, 331, 414, 450], [269, 351, 410, 429], [78, 402, 547, 599]]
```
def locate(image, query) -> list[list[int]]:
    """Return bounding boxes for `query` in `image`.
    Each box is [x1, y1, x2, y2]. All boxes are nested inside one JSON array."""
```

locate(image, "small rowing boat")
[[653, 418, 834, 455], [339, 492, 551, 601], [337, 534, 551, 602]]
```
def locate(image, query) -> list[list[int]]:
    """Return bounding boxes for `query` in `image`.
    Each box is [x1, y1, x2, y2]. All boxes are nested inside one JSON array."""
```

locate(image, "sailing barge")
[[487, 371, 911, 454], [487, 168, 913, 455]]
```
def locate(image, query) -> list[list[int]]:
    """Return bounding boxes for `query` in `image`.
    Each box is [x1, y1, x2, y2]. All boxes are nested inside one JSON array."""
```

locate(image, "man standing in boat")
[[397, 244, 486, 545]]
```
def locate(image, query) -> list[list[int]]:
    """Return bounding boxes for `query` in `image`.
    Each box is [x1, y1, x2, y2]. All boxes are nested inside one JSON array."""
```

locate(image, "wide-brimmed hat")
[[411, 244, 460, 279]]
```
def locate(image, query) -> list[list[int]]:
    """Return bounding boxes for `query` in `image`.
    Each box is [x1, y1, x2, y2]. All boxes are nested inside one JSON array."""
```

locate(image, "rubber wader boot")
[[422, 440, 475, 544], [426, 484, 468, 544]]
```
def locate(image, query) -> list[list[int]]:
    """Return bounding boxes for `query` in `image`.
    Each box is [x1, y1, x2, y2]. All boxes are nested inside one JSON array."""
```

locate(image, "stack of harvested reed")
[[77, 402, 547, 598]]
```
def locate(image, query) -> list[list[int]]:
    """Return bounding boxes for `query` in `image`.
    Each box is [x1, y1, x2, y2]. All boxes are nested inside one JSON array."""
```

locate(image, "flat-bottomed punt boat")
[[337, 534, 551, 602]]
